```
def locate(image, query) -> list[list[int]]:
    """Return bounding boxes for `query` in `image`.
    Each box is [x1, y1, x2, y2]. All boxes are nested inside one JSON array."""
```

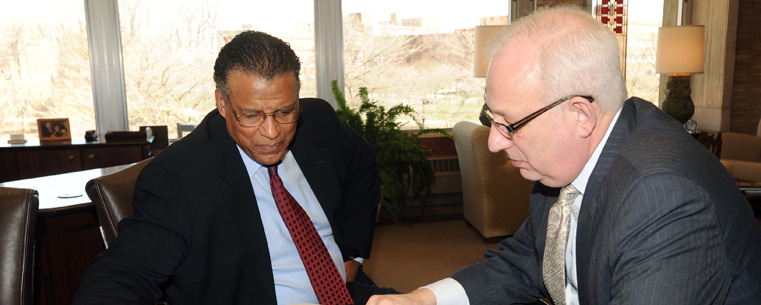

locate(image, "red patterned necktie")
[[268, 166, 354, 305]]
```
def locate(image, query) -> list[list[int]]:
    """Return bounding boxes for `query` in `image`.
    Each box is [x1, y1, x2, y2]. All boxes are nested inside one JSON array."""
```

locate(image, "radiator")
[[428, 156, 462, 195]]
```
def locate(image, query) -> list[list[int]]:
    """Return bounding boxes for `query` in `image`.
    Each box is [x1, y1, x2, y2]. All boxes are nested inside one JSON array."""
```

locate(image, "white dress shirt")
[[564, 107, 621, 304], [238, 147, 346, 305], [425, 108, 622, 305]]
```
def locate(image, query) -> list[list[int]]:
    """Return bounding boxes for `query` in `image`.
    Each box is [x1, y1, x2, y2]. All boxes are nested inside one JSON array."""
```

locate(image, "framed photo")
[[37, 118, 72, 141]]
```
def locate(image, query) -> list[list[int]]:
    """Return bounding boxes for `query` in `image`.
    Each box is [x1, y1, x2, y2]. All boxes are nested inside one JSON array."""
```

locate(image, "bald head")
[[486, 6, 627, 113], [483, 6, 628, 187]]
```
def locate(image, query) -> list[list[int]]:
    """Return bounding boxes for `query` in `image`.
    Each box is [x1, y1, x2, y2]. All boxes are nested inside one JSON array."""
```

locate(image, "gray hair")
[[213, 30, 301, 99], [488, 5, 627, 112]]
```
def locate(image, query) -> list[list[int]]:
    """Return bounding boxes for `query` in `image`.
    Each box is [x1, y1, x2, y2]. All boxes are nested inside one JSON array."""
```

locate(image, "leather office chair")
[[85, 158, 153, 248], [0, 187, 38, 305], [176, 123, 198, 139], [453, 121, 533, 240]]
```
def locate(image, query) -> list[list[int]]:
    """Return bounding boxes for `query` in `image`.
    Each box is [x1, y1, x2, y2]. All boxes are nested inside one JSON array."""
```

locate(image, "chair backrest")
[[176, 123, 198, 139], [453, 121, 532, 238], [453, 121, 483, 214], [0, 187, 38, 305], [85, 158, 152, 248], [722, 132, 761, 162]]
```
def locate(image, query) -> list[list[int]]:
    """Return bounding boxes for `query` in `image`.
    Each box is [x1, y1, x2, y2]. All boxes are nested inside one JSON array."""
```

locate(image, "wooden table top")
[[1, 138, 150, 149], [0, 164, 132, 214]]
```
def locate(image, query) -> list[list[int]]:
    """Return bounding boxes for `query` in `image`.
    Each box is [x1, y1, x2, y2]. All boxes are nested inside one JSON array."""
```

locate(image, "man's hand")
[[366, 288, 436, 305], [344, 260, 360, 282]]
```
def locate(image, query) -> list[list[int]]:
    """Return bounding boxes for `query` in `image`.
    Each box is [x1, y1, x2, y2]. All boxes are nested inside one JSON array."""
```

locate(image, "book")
[[7, 139, 27, 144]]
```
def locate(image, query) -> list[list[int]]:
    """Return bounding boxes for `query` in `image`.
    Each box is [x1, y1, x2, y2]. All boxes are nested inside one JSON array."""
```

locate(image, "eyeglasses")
[[225, 99, 301, 127], [482, 95, 594, 139]]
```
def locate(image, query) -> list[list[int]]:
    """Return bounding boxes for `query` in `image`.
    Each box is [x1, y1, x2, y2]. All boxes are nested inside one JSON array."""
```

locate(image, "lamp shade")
[[473, 25, 506, 78], [655, 25, 705, 74]]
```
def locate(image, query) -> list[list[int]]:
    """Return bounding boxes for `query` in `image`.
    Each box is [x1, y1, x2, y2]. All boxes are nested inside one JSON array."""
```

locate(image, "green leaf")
[[331, 79, 447, 224]]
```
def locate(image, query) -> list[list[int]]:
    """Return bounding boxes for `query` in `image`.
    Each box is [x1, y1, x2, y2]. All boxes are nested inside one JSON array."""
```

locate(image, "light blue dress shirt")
[[238, 146, 346, 305]]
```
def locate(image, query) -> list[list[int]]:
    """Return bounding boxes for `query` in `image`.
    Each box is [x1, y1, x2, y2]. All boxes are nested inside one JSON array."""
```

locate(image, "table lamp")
[[655, 25, 705, 125], [474, 25, 506, 126], [473, 25, 506, 78]]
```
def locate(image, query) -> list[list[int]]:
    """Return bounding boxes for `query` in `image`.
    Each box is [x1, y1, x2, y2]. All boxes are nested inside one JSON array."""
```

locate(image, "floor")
[[363, 204, 761, 293], [363, 219, 497, 292]]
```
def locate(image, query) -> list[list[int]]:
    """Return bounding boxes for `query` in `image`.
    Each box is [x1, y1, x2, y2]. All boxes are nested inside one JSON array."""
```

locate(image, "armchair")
[[0, 187, 38, 305], [85, 158, 153, 248], [721, 132, 761, 162], [453, 121, 532, 240], [718, 132, 761, 183], [176, 123, 198, 139]]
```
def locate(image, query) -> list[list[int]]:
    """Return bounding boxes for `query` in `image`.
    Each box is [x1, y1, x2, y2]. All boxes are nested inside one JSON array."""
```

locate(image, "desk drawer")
[[81, 145, 145, 169], [17, 149, 82, 178]]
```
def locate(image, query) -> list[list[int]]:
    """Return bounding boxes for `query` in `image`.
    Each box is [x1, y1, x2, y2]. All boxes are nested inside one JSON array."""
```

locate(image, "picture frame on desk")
[[38, 118, 72, 141]]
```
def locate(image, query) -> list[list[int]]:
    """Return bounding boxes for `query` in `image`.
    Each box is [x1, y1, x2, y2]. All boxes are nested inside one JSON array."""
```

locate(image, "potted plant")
[[331, 80, 448, 224]]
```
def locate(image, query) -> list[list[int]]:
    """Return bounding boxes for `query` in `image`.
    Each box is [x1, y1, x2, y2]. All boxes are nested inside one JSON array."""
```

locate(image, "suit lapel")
[[575, 99, 637, 302], [290, 133, 343, 234], [209, 113, 278, 304]]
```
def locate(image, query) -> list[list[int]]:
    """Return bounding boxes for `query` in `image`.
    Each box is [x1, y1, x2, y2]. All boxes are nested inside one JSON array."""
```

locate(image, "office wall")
[[686, 0, 761, 134], [729, 0, 761, 134], [690, 0, 739, 132]]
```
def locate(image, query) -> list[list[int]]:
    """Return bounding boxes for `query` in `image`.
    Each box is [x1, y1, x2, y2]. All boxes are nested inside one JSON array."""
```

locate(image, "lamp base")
[[661, 75, 694, 125]]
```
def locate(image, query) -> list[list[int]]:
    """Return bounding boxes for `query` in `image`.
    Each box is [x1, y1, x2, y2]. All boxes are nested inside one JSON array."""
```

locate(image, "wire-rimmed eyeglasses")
[[225, 99, 301, 127], [481, 95, 595, 139]]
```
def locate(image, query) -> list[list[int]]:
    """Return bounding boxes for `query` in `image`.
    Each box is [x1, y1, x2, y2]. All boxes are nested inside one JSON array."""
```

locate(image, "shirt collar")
[[237, 145, 293, 178]]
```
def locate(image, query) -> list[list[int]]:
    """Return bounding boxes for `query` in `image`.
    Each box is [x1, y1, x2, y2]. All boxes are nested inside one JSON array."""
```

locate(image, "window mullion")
[[314, 0, 345, 108], [84, 0, 128, 141]]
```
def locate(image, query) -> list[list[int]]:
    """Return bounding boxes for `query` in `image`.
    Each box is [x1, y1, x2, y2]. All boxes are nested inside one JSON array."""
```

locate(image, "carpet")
[[362, 220, 500, 293]]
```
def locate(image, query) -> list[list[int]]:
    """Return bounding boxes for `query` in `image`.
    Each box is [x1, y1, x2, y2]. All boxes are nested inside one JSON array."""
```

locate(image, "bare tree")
[[341, 14, 485, 129], [52, 21, 95, 128], [625, 30, 659, 104], [0, 17, 93, 138], [120, 0, 219, 136]]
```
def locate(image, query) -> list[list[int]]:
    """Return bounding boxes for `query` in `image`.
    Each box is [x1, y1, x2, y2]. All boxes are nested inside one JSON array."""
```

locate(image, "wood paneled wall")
[[729, 0, 761, 135]]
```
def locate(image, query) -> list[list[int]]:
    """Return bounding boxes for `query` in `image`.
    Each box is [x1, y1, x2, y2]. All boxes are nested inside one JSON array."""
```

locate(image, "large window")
[[341, 1, 508, 129], [339, 0, 665, 130], [624, 0, 664, 104], [1, 0, 667, 141], [118, 0, 315, 138], [0, 0, 95, 140]]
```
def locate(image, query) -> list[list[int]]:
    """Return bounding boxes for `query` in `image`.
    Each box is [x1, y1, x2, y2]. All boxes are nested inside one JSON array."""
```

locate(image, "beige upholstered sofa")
[[719, 132, 761, 183], [453, 121, 533, 240]]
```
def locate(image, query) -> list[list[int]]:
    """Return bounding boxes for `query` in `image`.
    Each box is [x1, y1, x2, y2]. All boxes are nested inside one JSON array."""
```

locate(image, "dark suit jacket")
[[74, 98, 381, 304], [451, 98, 761, 304]]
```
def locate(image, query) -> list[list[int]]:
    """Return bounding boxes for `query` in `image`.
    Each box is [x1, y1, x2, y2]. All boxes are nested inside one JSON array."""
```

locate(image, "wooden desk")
[[0, 164, 131, 305], [0, 138, 151, 183]]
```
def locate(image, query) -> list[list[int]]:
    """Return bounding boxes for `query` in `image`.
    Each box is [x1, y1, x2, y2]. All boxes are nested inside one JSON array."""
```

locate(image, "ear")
[[570, 97, 596, 138], [215, 89, 227, 118]]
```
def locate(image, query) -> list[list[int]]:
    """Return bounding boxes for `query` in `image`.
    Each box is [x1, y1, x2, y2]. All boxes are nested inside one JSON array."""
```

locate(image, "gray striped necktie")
[[542, 184, 581, 305]]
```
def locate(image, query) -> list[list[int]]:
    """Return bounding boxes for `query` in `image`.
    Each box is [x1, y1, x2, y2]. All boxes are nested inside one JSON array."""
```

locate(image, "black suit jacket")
[[451, 98, 761, 304], [74, 98, 381, 304]]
